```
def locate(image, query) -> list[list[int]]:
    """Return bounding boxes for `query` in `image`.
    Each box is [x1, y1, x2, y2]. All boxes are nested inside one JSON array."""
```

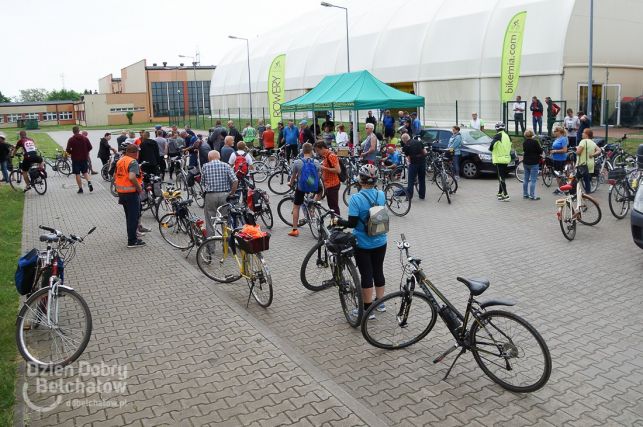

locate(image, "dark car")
[[419, 128, 517, 178], [632, 144, 643, 249]]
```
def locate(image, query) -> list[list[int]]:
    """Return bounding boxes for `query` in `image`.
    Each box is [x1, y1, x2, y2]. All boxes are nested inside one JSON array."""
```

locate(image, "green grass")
[[2, 132, 65, 160], [0, 186, 24, 426]]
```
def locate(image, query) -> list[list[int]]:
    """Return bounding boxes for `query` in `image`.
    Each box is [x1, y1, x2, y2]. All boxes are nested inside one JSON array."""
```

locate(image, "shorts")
[[72, 160, 89, 175], [293, 187, 321, 205], [552, 159, 566, 172], [20, 154, 42, 171]]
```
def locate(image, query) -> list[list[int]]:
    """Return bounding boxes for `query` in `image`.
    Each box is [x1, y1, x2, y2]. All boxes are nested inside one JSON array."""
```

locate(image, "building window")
[[59, 112, 73, 120], [42, 112, 57, 121], [152, 81, 184, 117], [187, 80, 211, 115], [25, 112, 39, 119], [108, 107, 145, 114], [0, 116, 3, 124], [8, 114, 21, 122]]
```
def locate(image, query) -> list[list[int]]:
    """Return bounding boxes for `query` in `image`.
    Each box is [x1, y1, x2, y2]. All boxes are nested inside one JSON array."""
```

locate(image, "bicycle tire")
[[470, 310, 551, 393], [558, 201, 576, 241], [175, 174, 188, 191], [252, 161, 269, 183], [440, 173, 451, 204], [542, 168, 553, 187], [608, 181, 630, 219], [265, 155, 278, 170], [159, 213, 193, 249], [342, 182, 360, 206], [589, 175, 600, 193], [337, 258, 363, 327], [57, 159, 72, 176], [384, 183, 411, 216], [300, 241, 334, 292], [514, 162, 525, 183], [248, 253, 273, 307], [192, 182, 205, 208], [100, 164, 110, 181], [196, 236, 241, 283], [16, 286, 92, 370], [277, 196, 295, 227], [267, 170, 291, 195], [307, 203, 321, 240], [32, 177, 47, 195], [9, 170, 22, 191], [435, 171, 458, 194], [361, 290, 437, 349], [109, 179, 118, 197], [257, 205, 274, 229], [577, 194, 601, 226]]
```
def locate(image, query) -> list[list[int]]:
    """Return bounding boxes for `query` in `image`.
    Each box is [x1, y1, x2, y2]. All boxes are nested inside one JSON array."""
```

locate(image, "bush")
[[125, 111, 134, 125]]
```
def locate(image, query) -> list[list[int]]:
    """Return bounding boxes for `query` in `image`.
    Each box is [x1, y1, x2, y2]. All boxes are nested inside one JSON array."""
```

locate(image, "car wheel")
[[461, 159, 479, 179]]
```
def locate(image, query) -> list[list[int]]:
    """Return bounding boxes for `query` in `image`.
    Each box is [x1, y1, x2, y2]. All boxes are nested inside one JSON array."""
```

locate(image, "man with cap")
[[114, 144, 145, 248], [0, 133, 10, 184]]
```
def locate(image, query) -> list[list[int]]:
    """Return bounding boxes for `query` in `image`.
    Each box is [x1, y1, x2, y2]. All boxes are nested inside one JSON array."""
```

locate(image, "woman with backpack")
[[337, 164, 388, 318]]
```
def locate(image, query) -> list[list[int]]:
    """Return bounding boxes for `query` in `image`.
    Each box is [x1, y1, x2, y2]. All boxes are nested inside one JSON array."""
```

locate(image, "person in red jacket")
[[66, 126, 93, 193], [530, 96, 544, 135]]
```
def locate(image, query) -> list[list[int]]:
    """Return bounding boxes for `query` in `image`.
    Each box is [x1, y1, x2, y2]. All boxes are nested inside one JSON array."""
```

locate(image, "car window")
[[462, 130, 492, 145], [420, 130, 437, 143], [437, 131, 451, 145]]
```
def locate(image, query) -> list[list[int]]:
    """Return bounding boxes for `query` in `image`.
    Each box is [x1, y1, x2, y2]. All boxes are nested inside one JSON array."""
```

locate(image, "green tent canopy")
[[280, 70, 425, 112]]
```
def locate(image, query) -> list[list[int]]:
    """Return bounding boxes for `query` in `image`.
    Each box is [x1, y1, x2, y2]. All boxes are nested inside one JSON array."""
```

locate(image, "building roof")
[[0, 100, 77, 107], [145, 65, 216, 70]]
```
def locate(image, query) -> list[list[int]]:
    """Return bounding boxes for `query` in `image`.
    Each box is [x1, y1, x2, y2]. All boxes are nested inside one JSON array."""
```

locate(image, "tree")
[[0, 91, 10, 103], [19, 88, 49, 102], [47, 89, 82, 101], [126, 112, 134, 125]]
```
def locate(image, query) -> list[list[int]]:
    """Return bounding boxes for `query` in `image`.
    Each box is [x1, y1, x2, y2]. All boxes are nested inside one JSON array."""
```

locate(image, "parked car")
[[631, 144, 643, 249], [418, 128, 518, 178]]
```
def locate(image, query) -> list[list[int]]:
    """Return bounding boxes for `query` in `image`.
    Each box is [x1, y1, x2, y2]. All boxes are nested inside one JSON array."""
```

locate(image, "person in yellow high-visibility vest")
[[489, 122, 512, 202]]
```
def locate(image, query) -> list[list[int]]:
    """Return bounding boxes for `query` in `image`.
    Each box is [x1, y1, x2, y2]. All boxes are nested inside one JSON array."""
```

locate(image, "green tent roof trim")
[[280, 70, 425, 112]]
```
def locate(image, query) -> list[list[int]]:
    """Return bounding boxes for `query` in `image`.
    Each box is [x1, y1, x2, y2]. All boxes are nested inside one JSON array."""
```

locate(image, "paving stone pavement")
[[14, 131, 643, 426]]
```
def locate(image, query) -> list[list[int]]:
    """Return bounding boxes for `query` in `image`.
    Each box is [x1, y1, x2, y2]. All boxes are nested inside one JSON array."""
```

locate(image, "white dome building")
[[212, 0, 643, 127]]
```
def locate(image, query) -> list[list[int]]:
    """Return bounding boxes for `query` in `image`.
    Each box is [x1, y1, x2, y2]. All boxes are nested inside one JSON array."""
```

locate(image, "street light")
[[179, 54, 199, 128], [229, 35, 253, 125]]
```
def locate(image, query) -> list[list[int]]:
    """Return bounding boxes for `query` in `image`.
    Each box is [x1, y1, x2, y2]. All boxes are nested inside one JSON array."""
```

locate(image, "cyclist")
[[489, 122, 512, 201], [287, 142, 321, 237], [550, 126, 569, 194], [11, 130, 43, 192], [336, 164, 387, 316]]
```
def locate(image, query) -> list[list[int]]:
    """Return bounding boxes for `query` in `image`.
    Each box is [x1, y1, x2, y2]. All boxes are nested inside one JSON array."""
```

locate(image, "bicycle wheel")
[[439, 173, 451, 204], [159, 213, 193, 249], [32, 177, 47, 195], [608, 181, 630, 219], [384, 183, 411, 216], [252, 161, 269, 183], [277, 196, 295, 227], [16, 286, 92, 369], [558, 201, 576, 241], [300, 242, 334, 292], [9, 170, 22, 191], [175, 174, 188, 191], [338, 258, 363, 327], [248, 253, 273, 307], [361, 290, 437, 349], [268, 170, 291, 195], [435, 171, 458, 194], [542, 168, 553, 187], [514, 162, 525, 183], [589, 175, 600, 193], [470, 310, 551, 393], [153, 198, 174, 223], [342, 182, 360, 206], [307, 203, 321, 240], [100, 164, 110, 181], [577, 194, 601, 226], [196, 237, 241, 283], [141, 193, 154, 212], [264, 155, 278, 170], [56, 159, 71, 176], [109, 179, 118, 197], [192, 182, 204, 208], [257, 205, 274, 229]]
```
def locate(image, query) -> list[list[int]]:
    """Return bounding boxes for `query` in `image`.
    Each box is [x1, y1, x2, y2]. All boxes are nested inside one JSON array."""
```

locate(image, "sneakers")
[[553, 189, 562, 195], [138, 225, 152, 233], [530, 196, 541, 200], [500, 195, 511, 202], [523, 195, 530, 199], [77, 188, 84, 194], [127, 240, 146, 248], [136, 231, 145, 238], [88, 182, 93, 192], [288, 229, 299, 237], [376, 303, 386, 312], [351, 308, 375, 320]]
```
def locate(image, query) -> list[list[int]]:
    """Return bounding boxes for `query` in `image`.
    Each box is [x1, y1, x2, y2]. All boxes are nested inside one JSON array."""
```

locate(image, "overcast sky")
[[1, 0, 325, 98]]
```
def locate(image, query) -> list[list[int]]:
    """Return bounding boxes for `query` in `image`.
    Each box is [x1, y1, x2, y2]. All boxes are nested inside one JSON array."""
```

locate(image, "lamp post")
[[229, 35, 253, 125], [321, 2, 356, 143], [587, 0, 594, 126], [179, 54, 200, 128]]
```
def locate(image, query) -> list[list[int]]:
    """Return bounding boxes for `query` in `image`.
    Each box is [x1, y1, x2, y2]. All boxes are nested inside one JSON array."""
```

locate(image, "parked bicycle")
[[608, 167, 641, 219], [42, 149, 72, 177], [555, 171, 602, 241], [343, 163, 412, 215], [196, 202, 273, 307], [158, 199, 208, 257], [299, 202, 363, 327], [16, 225, 95, 369], [277, 187, 323, 239], [360, 234, 552, 392]]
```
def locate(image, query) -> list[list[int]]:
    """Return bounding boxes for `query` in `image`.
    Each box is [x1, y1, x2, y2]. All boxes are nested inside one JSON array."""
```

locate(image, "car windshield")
[[462, 130, 492, 145]]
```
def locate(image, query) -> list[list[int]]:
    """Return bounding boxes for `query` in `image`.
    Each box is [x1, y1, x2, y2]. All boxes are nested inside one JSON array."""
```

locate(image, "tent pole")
[[353, 110, 359, 147]]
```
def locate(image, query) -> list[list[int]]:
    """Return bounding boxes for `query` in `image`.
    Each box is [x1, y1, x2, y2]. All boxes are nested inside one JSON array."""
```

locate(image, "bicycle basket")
[[327, 229, 356, 254], [608, 168, 627, 181], [234, 232, 270, 254]]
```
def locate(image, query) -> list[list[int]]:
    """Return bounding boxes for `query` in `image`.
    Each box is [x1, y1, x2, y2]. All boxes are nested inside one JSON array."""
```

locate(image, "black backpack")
[[338, 158, 348, 183]]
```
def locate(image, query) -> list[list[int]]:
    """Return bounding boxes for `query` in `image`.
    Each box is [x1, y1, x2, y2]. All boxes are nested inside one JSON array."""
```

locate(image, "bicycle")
[[42, 149, 72, 177], [9, 153, 48, 195], [100, 151, 121, 182], [16, 225, 95, 369], [555, 171, 602, 241], [196, 202, 273, 307], [158, 199, 208, 257], [299, 202, 363, 327], [342, 164, 412, 215], [360, 234, 552, 392], [153, 184, 183, 222], [607, 167, 641, 219], [277, 187, 323, 239], [267, 156, 293, 195]]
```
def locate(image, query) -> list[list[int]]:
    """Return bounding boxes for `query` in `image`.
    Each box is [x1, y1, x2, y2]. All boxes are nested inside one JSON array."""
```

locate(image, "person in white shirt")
[[228, 141, 254, 169], [563, 109, 580, 147], [469, 113, 484, 131], [335, 124, 349, 147], [512, 96, 525, 135]]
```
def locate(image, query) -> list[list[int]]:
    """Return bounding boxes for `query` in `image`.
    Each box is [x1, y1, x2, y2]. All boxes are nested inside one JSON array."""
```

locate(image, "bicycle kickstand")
[[442, 349, 466, 381], [246, 282, 255, 308], [437, 190, 445, 203]]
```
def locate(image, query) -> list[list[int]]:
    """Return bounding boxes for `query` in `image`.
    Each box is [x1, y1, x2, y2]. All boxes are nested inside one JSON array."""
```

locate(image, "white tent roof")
[[212, 0, 642, 96]]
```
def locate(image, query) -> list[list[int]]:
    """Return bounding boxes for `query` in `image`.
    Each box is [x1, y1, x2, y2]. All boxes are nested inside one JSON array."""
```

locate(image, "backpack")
[[297, 158, 319, 193], [233, 151, 249, 177], [551, 103, 561, 116], [15, 248, 39, 295], [360, 191, 389, 237], [338, 158, 348, 183]]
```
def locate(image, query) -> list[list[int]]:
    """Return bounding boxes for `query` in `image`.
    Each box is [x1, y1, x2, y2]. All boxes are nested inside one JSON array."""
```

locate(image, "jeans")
[[452, 154, 461, 177], [523, 164, 539, 198], [119, 193, 141, 245], [532, 116, 542, 134], [514, 113, 525, 135], [285, 144, 299, 161], [0, 160, 8, 182], [407, 162, 426, 200], [496, 164, 509, 196]]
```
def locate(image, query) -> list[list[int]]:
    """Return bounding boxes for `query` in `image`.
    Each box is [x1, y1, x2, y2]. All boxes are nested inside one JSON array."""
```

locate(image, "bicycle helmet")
[[494, 122, 506, 131], [358, 164, 378, 185]]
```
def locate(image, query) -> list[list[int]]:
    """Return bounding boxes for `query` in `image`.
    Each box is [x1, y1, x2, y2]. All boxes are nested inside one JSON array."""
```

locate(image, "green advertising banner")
[[268, 54, 286, 129], [500, 11, 527, 103]]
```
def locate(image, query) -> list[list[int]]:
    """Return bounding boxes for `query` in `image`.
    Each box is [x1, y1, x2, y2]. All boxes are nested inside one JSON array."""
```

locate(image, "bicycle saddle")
[[456, 277, 490, 296], [559, 184, 573, 192], [40, 233, 59, 243]]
